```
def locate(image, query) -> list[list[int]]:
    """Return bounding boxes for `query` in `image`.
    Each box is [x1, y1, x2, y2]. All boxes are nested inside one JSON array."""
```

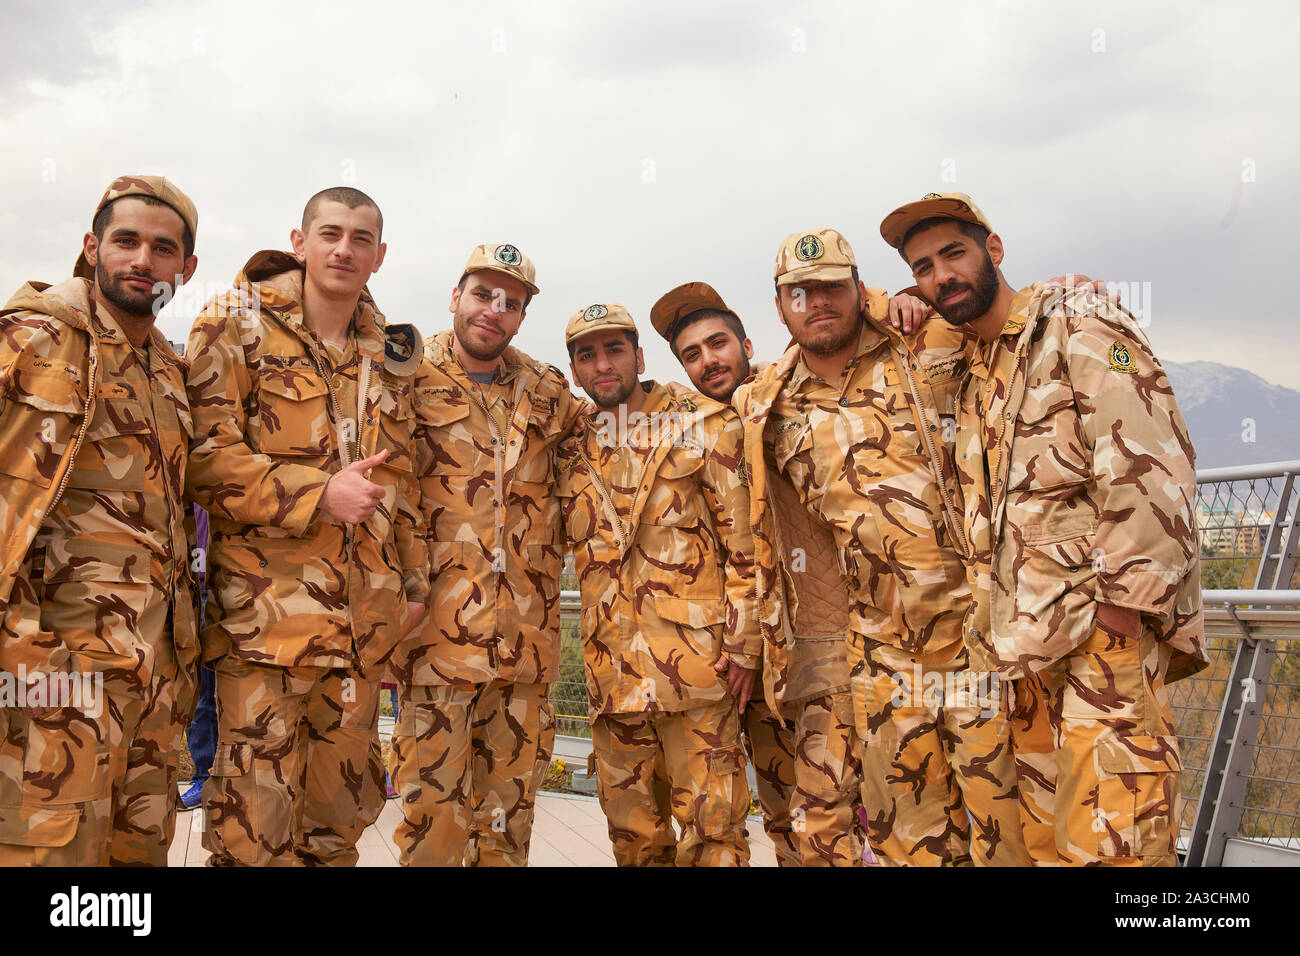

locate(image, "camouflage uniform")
[[185, 250, 428, 866], [0, 177, 200, 867], [558, 306, 759, 865], [952, 281, 1207, 866], [389, 251, 579, 866], [0, 276, 198, 865], [734, 231, 1029, 866]]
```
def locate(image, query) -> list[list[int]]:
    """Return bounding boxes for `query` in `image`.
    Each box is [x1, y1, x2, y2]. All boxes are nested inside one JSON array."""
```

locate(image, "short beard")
[[696, 357, 750, 402], [935, 251, 1000, 326], [796, 311, 861, 357], [97, 260, 168, 318], [587, 374, 637, 409], [453, 309, 512, 362]]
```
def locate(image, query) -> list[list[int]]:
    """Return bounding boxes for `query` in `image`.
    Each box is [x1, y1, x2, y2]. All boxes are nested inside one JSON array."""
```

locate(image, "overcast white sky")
[[2, 0, 1296, 388]]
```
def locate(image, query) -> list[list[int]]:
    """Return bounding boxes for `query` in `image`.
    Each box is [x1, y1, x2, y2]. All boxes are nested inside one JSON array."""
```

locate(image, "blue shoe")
[[177, 779, 204, 811]]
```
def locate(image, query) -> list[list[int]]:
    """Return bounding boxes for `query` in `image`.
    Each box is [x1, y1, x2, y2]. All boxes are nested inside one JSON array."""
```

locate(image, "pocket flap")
[[655, 594, 724, 628], [5, 360, 85, 414], [0, 804, 79, 846], [259, 370, 328, 401], [1096, 732, 1183, 775], [210, 741, 252, 777], [1017, 380, 1075, 424], [45, 538, 153, 584], [706, 747, 743, 776], [417, 387, 472, 427]]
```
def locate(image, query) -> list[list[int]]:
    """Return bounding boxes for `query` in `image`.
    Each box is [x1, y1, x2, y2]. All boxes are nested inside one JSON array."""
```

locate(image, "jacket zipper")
[[900, 352, 970, 560]]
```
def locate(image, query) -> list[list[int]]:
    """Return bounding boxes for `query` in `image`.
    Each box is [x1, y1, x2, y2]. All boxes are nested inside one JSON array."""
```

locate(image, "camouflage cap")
[[648, 281, 738, 342], [773, 228, 857, 287], [460, 242, 540, 296], [564, 302, 638, 346], [74, 175, 198, 280], [879, 192, 994, 252]]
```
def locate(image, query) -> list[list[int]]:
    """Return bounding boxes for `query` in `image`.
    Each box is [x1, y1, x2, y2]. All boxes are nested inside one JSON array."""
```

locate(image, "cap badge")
[[795, 235, 824, 261], [923, 192, 943, 199], [495, 244, 522, 266], [583, 304, 609, 321]]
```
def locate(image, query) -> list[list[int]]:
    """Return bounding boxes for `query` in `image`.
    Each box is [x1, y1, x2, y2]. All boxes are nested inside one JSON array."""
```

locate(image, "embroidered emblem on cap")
[[583, 304, 609, 321], [495, 244, 521, 266], [1109, 342, 1137, 374], [923, 192, 943, 199], [795, 235, 824, 261]]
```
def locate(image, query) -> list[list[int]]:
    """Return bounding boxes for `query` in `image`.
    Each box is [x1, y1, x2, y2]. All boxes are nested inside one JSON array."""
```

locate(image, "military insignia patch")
[[737, 459, 750, 487], [1109, 341, 1137, 374], [795, 235, 824, 261], [923, 192, 942, 199], [584, 304, 608, 321], [495, 244, 522, 266], [561, 454, 583, 473], [679, 396, 698, 412]]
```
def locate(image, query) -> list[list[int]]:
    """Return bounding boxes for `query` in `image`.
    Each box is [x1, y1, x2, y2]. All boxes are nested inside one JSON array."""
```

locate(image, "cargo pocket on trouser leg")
[[0, 708, 113, 865], [202, 741, 269, 866], [688, 746, 751, 867], [1092, 730, 1182, 867]]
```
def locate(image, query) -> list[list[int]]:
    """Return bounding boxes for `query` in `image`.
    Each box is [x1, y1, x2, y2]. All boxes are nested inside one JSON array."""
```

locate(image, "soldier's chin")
[[695, 374, 732, 402], [462, 331, 511, 362], [103, 282, 162, 319]]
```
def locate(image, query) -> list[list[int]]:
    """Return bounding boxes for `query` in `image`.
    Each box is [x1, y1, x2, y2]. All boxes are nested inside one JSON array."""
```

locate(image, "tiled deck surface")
[[168, 790, 779, 867]]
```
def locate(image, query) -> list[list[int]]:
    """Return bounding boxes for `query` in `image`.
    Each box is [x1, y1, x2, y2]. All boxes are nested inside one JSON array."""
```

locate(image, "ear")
[[774, 291, 788, 329], [371, 241, 387, 273], [635, 347, 645, 376], [179, 255, 199, 285], [742, 337, 754, 361], [857, 279, 869, 312], [82, 232, 99, 269], [449, 285, 462, 315], [289, 228, 307, 258], [986, 232, 1005, 268]]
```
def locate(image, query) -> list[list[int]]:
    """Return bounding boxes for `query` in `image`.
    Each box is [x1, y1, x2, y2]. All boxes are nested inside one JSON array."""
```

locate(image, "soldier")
[[557, 302, 759, 867], [649, 281, 866, 867], [185, 186, 429, 866], [0, 175, 200, 865], [733, 229, 1031, 866], [882, 192, 1207, 866], [388, 243, 579, 866]]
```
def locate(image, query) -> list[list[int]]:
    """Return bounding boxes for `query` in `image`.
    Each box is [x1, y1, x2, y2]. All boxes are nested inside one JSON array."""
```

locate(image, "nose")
[[931, 257, 957, 287], [128, 241, 155, 273]]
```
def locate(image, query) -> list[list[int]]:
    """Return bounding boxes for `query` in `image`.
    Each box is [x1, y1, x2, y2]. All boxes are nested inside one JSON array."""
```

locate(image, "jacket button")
[[258, 559, 267, 568], [971, 628, 981, 638], [491, 438, 498, 445], [838, 398, 849, 407], [929, 423, 937, 432]]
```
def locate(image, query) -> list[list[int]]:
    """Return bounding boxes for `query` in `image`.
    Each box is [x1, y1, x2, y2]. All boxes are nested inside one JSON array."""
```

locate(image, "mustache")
[[938, 279, 972, 299]]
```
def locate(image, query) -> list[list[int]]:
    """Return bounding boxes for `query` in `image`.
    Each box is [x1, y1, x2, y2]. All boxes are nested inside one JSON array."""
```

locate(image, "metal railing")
[[1174, 459, 1300, 866], [547, 459, 1300, 866]]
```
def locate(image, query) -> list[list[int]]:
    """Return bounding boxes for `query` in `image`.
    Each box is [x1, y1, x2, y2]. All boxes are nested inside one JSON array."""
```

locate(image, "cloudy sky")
[[2, 0, 1296, 389]]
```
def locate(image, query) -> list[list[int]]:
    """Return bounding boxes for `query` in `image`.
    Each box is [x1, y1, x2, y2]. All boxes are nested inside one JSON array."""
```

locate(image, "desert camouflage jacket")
[[0, 278, 198, 703], [557, 381, 761, 715], [736, 289, 976, 667], [954, 282, 1206, 681], [390, 330, 580, 686], [185, 251, 428, 671]]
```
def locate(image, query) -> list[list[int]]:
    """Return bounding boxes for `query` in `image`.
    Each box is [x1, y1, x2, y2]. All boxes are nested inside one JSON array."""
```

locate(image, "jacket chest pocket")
[[641, 447, 706, 528], [0, 365, 84, 488], [1008, 380, 1091, 491], [257, 370, 331, 457], [513, 400, 558, 484], [378, 382, 416, 473], [69, 397, 152, 491], [557, 468, 599, 544]]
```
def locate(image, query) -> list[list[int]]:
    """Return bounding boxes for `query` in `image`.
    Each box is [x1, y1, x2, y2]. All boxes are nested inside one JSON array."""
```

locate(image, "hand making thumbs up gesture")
[[318, 449, 389, 524]]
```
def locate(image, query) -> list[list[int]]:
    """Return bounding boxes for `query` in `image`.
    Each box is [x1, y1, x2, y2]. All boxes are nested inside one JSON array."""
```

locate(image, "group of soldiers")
[[0, 175, 1206, 867]]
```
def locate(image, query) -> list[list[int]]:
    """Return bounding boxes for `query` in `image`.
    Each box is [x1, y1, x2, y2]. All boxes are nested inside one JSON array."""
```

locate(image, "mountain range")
[[1164, 361, 1300, 470]]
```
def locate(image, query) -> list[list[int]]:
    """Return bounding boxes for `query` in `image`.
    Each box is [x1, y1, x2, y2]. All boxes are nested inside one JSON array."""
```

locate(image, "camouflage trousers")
[[388, 679, 555, 867], [742, 693, 865, 866], [202, 657, 385, 867], [592, 697, 750, 867], [1011, 625, 1182, 867], [851, 633, 1030, 866], [0, 668, 184, 866]]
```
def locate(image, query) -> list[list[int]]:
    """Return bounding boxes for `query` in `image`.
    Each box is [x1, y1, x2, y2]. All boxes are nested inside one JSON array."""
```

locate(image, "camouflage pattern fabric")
[[0, 277, 197, 864], [387, 679, 555, 866], [853, 634, 1028, 866], [388, 330, 578, 866], [735, 297, 1025, 866], [556, 380, 762, 716], [591, 697, 749, 866], [185, 250, 429, 671], [1010, 626, 1182, 866], [202, 656, 384, 866], [952, 282, 1207, 867], [788, 690, 865, 866], [742, 697, 800, 866]]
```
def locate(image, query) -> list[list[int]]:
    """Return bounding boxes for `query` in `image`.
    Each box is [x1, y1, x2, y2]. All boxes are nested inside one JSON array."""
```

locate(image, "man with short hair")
[[558, 303, 759, 866], [0, 175, 201, 865], [882, 192, 1207, 866], [734, 228, 1031, 866], [650, 281, 865, 867], [185, 185, 429, 866], [388, 243, 579, 866]]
